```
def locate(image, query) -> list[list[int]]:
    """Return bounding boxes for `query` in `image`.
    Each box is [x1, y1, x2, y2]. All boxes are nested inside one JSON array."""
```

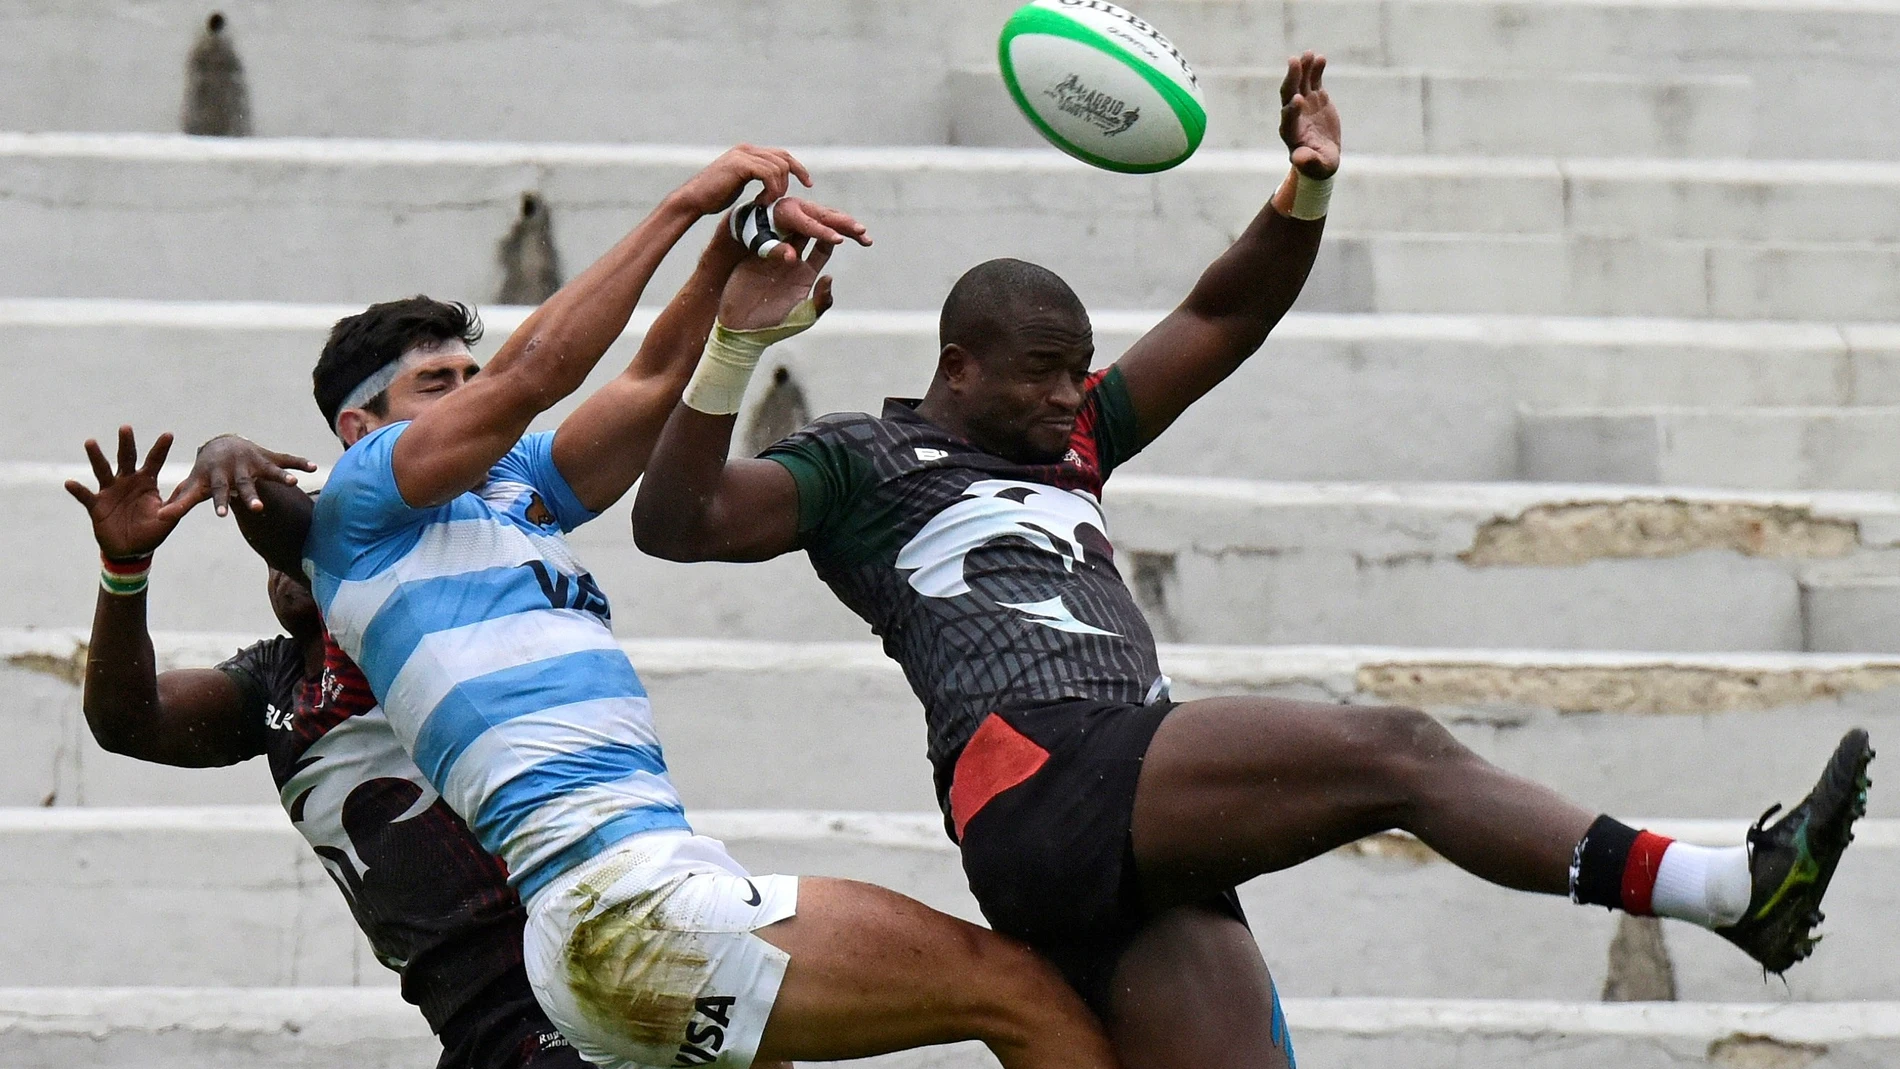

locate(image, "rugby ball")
[[998, 0, 1206, 174]]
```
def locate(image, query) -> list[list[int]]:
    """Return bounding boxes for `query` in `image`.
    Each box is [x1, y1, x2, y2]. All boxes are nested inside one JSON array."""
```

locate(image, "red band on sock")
[[1620, 831, 1673, 916]]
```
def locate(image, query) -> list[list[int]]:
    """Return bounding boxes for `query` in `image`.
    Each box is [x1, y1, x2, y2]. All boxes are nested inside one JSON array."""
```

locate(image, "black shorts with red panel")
[[946, 698, 1247, 1012]]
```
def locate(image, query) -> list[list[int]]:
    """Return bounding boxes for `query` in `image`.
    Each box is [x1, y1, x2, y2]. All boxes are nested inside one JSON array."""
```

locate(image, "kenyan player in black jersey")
[[635, 53, 1873, 1069], [67, 427, 586, 1069]]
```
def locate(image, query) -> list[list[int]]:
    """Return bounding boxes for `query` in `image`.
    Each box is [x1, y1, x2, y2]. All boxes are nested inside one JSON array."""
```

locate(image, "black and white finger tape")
[[730, 202, 784, 259]]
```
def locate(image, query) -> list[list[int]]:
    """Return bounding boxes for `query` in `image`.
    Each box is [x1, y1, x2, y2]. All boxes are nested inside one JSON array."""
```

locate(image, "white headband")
[[333, 351, 422, 435]]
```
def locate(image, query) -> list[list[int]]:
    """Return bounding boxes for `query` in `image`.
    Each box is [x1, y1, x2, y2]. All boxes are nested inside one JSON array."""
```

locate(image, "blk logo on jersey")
[[673, 996, 737, 1066], [895, 479, 1121, 637]]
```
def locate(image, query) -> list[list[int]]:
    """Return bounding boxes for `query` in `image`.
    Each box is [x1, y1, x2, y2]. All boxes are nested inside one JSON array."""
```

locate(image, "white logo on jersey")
[[894, 479, 1120, 637], [914, 447, 948, 462], [279, 706, 439, 895]]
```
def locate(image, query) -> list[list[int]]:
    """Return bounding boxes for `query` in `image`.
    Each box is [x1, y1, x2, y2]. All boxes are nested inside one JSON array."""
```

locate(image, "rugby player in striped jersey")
[[69, 426, 588, 1069], [185, 146, 1125, 1069]]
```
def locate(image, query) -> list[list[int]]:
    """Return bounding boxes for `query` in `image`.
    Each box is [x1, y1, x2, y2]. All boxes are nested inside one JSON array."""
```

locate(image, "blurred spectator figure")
[[745, 365, 811, 456], [182, 13, 252, 136], [498, 192, 563, 304]]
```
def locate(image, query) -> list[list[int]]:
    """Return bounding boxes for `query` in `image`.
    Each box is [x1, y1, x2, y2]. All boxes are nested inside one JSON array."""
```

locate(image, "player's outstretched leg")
[[751, 877, 1117, 1069], [1130, 697, 1872, 975], [525, 846, 1118, 1069]]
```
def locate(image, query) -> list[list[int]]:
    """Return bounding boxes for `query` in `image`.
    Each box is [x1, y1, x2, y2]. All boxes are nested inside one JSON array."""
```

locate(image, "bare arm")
[[84, 584, 258, 766], [1114, 52, 1341, 444], [163, 434, 315, 578], [390, 146, 816, 509], [633, 240, 839, 562], [552, 198, 870, 512], [66, 428, 258, 766]]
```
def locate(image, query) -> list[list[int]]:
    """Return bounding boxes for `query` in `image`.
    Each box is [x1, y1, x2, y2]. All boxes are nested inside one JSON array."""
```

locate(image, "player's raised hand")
[[162, 434, 316, 519], [64, 426, 184, 560], [719, 235, 836, 332], [1279, 50, 1340, 179], [770, 196, 873, 250], [673, 144, 814, 217]]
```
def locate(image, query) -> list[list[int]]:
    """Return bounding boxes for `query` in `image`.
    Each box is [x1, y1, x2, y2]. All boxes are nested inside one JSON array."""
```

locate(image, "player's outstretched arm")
[[389, 146, 815, 509], [162, 434, 315, 579], [1114, 50, 1340, 445], [65, 427, 258, 767], [553, 197, 870, 512], [632, 241, 837, 563]]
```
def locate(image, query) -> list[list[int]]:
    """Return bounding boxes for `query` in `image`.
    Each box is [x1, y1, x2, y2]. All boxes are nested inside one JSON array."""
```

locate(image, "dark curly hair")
[[313, 296, 483, 430]]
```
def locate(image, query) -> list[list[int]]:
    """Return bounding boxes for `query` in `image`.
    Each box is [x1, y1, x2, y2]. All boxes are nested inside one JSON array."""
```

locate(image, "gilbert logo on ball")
[[998, 0, 1206, 174]]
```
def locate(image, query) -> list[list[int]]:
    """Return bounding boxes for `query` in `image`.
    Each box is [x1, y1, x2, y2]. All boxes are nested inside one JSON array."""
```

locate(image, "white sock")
[[1650, 842, 1752, 927]]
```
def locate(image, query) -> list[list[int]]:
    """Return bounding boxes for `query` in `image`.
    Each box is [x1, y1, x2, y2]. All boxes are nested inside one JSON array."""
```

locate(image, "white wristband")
[[682, 299, 822, 415], [1289, 171, 1333, 221]]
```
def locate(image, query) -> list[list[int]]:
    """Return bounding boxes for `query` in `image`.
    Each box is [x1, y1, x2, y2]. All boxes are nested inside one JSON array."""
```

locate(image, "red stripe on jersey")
[[949, 714, 1051, 840], [295, 633, 379, 745], [1067, 369, 1110, 471]]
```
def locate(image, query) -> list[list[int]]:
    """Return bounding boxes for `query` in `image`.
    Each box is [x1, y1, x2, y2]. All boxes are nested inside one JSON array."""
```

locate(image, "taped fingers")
[[731, 201, 785, 259]]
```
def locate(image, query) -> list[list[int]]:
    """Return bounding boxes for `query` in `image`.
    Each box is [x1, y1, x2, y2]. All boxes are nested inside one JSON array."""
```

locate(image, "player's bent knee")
[[946, 929, 1092, 1045], [1358, 705, 1469, 773]]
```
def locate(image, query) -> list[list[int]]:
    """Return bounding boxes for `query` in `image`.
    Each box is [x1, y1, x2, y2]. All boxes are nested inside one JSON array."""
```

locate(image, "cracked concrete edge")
[[1103, 478, 1900, 561], [10, 631, 1900, 716], [1355, 659, 1900, 714], [1462, 499, 1865, 566]]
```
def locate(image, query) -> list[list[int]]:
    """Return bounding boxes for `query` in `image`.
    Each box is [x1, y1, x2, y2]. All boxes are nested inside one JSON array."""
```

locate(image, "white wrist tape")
[[1289, 171, 1333, 221], [729, 200, 785, 259], [682, 298, 821, 415]]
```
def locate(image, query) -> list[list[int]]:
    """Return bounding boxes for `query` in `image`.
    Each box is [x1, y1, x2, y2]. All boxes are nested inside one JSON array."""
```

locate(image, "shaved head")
[[921, 259, 1096, 464], [939, 258, 1089, 356]]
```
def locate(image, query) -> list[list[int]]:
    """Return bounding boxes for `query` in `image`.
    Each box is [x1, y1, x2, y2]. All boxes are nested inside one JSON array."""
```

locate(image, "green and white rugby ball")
[[998, 0, 1206, 174]]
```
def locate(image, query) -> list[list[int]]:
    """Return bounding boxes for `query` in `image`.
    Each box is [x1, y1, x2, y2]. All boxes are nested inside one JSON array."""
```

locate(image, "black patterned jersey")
[[217, 634, 526, 1033], [762, 366, 1166, 809]]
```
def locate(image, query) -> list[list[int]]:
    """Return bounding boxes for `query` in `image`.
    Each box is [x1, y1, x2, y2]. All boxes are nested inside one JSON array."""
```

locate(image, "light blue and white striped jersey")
[[305, 423, 689, 901]]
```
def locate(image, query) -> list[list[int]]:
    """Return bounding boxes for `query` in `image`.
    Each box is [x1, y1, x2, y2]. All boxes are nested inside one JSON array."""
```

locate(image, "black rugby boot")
[[1715, 728, 1874, 974]]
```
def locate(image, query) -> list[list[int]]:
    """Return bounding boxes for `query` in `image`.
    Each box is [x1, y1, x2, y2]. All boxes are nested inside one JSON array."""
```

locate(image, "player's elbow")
[[630, 505, 706, 563], [82, 707, 148, 759]]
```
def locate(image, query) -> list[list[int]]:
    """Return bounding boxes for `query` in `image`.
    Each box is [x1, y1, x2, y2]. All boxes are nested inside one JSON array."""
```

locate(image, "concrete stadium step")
[[12, 465, 1900, 650], [20, 456, 1900, 647], [8, 0, 1900, 159], [1521, 407, 1900, 491], [15, 301, 1900, 483], [8, 135, 1900, 319], [8, 630, 1896, 819], [949, 66, 1756, 157], [8, 991, 1896, 1069], [1804, 566, 1900, 655], [3, 808, 1896, 1005]]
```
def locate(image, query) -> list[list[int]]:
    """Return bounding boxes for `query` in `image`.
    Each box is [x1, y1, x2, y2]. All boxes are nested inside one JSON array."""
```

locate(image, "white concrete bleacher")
[[3, 0, 1899, 1065]]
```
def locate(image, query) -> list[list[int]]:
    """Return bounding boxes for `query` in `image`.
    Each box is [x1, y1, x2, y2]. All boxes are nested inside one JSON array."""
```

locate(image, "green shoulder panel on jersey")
[[1093, 365, 1144, 475], [759, 418, 895, 566]]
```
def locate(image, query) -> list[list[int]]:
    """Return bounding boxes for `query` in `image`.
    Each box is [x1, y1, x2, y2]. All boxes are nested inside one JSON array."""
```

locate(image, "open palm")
[[65, 426, 182, 560], [719, 238, 836, 331], [1279, 51, 1341, 179]]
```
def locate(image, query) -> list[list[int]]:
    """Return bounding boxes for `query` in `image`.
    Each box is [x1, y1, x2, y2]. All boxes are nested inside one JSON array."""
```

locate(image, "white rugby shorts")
[[524, 830, 798, 1069]]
